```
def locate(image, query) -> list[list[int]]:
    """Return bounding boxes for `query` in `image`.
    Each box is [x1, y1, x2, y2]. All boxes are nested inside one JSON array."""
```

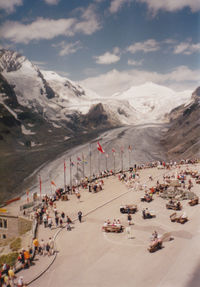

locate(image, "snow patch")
[[64, 136, 70, 140], [21, 125, 35, 135], [52, 122, 61, 128]]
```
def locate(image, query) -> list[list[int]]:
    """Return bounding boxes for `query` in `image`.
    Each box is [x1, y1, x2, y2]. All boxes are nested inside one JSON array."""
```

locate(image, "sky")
[[0, 0, 200, 96]]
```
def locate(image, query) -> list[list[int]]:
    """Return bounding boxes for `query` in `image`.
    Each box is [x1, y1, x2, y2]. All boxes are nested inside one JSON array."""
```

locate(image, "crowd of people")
[[0, 264, 25, 287]]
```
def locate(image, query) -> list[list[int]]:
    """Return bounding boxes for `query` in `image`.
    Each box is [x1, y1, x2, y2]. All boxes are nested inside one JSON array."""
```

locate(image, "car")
[[120, 204, 138, 214]]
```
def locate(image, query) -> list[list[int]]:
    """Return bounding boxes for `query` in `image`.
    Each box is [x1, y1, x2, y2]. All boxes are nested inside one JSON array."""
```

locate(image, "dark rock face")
[[162, 87, 200, 159], [37, 70, 55, 99]]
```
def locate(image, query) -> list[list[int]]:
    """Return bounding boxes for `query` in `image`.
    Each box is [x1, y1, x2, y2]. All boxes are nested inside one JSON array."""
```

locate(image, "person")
[[181, 212, 187, 219], [126, 226, 131, 239], [18, 251, 25, 268], [40, 239, 46, 256], [66, 222, 71, 231], [127, 213, 132, 225], [8, 266, 16, 287], [103, 221, 108, 228], [17, 276, 25, 287], [48, 217, 52, 229], [142, 209, 146, 219], [78, 211, 82, 223], [55, 215, 59, 227], [76, 190, 81, 201], [24, 249, 31, 267], [107, 219, 111, 225], [49, 237, 54, 255], [67, 216, 72, 223], [43, 213, 47, 228], [152, 230, 158, 240], [113, 219, 117, 226], [4, 274, 11, 287], [46, 242, 51, 256], [33, 238, 39, 254]]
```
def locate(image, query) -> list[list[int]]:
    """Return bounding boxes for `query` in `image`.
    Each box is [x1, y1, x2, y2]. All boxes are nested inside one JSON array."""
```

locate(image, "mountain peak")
[[0, 49, 27, 73]]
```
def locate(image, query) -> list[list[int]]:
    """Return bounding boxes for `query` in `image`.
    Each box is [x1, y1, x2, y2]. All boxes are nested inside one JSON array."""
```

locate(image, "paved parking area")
[[27, 164, 200, 287]]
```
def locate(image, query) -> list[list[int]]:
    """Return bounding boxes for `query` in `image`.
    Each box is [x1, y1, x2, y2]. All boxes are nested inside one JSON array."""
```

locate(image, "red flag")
[[97, 142, 104, 153], [112, 148, 116, 153], [26, 189, 29, 203], [51, 180, 56, 186], [77, 156, 82, 162]]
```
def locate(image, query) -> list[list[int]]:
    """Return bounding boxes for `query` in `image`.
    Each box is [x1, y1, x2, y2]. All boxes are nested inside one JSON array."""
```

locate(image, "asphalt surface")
[[28, 163, 200, 287]]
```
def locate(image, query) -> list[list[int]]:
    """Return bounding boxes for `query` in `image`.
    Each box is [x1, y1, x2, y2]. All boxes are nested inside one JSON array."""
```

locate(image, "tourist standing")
[[78, 211, 82, 223], [49, 237, 54, 255]]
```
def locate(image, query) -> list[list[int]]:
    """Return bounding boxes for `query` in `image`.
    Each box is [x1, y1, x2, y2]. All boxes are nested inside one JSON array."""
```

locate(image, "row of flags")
[[38, 142, 133, 196], [97, 141, 133, 154]]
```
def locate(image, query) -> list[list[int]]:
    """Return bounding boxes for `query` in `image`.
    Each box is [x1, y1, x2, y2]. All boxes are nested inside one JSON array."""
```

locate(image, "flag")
[[112, 148, 116, 153], [64, 160, 66, 171], [77, 156, 82, 162], [82, 154, 88, 164], [97, 141, 104, 153], [128, 145, 132, 152], [70, 157, 75, 167], [51, 180, 56, 186], [26, 189, 29, 203]]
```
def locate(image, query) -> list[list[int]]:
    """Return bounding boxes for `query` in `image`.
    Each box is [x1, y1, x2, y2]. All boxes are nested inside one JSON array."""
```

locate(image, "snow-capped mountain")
[[0, 49, 193, 128], [113, 82, 192, 123]]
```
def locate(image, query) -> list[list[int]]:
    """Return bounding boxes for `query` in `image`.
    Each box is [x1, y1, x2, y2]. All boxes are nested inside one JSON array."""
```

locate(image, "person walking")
[[78, 211, 82, 223], [49, 237, 54, 255]]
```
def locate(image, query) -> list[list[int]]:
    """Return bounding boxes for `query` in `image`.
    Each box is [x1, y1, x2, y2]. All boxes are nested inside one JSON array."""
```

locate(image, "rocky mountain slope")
[[162, 87, 200, 159], [0, 49, 120, 203]]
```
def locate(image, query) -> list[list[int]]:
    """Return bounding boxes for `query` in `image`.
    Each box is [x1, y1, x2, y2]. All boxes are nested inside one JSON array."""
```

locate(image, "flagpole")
[[113, 152, 116, 174], [70, 157, 72, 194], [98, 151, 100, 175], [106, 154, 108, 170], [50, 178, 53, 195], [121, 149, 124, 172], [89, 143, 92, 182], [39, 175, 42, 200], [129, 149, 131, 168], [64, 160, 66, 192], [76, 156, 79, 184], [82, 153, 85, 179]]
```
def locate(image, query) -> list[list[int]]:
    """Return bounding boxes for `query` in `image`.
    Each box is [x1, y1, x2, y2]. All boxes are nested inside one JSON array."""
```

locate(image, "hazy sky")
[[0, 0, 200, 96]]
